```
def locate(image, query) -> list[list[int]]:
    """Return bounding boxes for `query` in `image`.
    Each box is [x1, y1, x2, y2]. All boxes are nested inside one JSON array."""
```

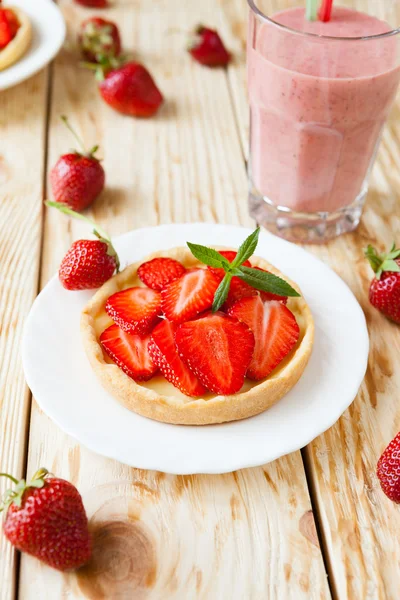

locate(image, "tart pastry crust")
[[0, 7, 32, 72], [81, 247, 314, 425]]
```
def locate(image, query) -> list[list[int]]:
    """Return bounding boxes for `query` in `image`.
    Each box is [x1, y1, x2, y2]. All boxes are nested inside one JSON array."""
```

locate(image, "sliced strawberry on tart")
[[80, 228, 314, 425], [0, 5, 32, 72]]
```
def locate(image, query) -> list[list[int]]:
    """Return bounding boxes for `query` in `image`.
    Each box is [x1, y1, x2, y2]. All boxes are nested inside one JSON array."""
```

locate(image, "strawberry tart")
[[81, 232, 314, 425], [0, 6, 32, 71]]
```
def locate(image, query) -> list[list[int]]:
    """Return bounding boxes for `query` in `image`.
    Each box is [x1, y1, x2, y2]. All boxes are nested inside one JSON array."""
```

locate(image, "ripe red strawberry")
[[149, 320, 207, 397], [1, 469, 91, 571], [46, 201, 120, 291], [175, 312, 254, 395], [161, 268, 220, 324], [138, 257, 186, 291], [188, 25, 231, 67], [0, 9, 19, 49], [100, 324, 157, 381], [207, 250, 251, 281], [50, 116, 105, 212], [59, 239, 118, 290], [74, 0, 108, 7], [365, 243, 400, 324], [79, 17, 121, 63], [228, 296, 299, 380], [98, 62, 164, 117], [106, 287, 162, 336], [377, 432, 400, 502]]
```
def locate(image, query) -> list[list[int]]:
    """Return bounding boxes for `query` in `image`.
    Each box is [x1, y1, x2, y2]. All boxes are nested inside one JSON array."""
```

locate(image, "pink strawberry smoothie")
[[248, 7, 400, 213]]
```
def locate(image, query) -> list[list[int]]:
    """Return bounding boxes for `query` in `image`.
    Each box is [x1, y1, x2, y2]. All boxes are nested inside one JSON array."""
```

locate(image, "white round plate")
[[0, 0, 65, 91], [22, 224, 369, 474]]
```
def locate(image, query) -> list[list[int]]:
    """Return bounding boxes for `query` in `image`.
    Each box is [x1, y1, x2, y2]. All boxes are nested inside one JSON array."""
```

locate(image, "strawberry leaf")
[[238, 266, 300, 297], [212, 273, 232, 312], [187, 242, 231, 269], [232, 228, 260, 268]]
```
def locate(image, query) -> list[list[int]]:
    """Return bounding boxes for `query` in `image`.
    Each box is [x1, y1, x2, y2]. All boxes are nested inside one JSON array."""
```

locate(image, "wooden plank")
[[220, 0, 400, 597], [0, 72, 48, 600], [19, 0, 330, 598]]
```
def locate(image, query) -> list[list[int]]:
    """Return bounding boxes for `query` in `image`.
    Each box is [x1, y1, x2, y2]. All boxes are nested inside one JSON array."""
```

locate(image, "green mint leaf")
[[212, 273, 232, 312], [232, 228, 260, 268], [238, 266, 300, 297], [187, 242, 231, 269]]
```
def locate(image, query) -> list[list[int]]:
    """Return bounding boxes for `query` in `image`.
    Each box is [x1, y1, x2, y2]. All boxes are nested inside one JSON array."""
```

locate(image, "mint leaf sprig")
[[187, 228, 300, 312]]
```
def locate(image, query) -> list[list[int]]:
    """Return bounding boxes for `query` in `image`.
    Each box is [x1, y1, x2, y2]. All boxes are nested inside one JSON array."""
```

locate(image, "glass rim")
[[247, 0, 400, 41]]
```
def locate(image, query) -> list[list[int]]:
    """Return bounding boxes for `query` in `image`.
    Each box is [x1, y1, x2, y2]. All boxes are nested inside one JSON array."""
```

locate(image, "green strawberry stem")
[[0, 473, 19, 485], [61, 115, 91, 157], [364, 243, 400, 280], [187, 227, 300, 312], [45, 201, 120, 273], [0, 469, 48, 512]]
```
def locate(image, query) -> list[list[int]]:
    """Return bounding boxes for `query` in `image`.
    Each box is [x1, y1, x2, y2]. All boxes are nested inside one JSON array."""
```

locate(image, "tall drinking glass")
[[247, 0, 400, 242]]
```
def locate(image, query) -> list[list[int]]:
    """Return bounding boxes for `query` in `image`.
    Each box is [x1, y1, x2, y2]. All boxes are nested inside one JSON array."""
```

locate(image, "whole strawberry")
[[377, 432, 400, 502], [79, 17, 121, 63], [96, 60, 164, 117], [74, 0, 108, 7], [365, 243, 400, 324], [188, 25, 231, 67], [50, 116, 105, 212], [1, 468, 91, 571], [46, 201, 120, 291]]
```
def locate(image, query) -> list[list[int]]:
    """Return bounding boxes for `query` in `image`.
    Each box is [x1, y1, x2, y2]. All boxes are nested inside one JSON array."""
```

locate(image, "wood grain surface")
[[0, 71, 48, 600], [1, 0, 399, 598]]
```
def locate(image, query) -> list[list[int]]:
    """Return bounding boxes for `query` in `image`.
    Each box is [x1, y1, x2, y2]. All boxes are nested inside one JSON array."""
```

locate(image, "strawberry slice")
[[175, 312, 255, 395], [149, 320, 207, 397], [105, 287, 161, 336], [228, 296, 299, 380], [0, 10, 13, 49], [138, 257, 186, 291], [161, 268, 220, 324], [208, 250, 251, 281], [100, 324, 158, 381]]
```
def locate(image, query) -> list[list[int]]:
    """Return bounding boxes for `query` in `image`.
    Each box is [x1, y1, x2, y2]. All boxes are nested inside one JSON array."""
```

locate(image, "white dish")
[[0, 0, 65, 91], [22, 224, 369, 474]]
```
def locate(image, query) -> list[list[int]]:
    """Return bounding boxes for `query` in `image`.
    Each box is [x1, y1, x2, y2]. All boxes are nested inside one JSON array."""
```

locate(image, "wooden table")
[[1, 1, 400, 598]]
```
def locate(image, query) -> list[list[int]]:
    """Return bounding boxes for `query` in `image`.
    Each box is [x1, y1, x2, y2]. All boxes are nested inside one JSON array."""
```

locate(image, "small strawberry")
[[149, 320, 207, 397], [50, 116, 105, 212], [79, 17, 121, 63], [74, 0, 108, 7], [161, 268, 220, 324], [106, 287, 162, 336], [365, 243, 400, 324], [0, 9, 19, 49], [228, 296, 299, 380], [100, 324, 157, 381], [46, 201, 120, 291], [175, 312, 255, 395], [1, 468, 91, 571], [188, 25, 231, 67], [138, 257, 186, 291], [92, 60, 164, 117], [377, 432, 400, 502]]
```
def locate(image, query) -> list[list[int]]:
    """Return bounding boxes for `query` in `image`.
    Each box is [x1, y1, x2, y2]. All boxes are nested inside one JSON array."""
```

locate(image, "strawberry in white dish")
[[80, 228, 314, 425]]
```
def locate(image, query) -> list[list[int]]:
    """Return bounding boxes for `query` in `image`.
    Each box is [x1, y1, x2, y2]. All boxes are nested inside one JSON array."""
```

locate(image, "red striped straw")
[[318, 0, 334, 22]]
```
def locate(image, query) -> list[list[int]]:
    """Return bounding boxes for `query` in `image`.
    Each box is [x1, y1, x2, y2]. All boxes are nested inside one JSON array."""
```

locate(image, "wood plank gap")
[[14, 61, 53, 600], [224, 68, 248, 170], [301, 447, 339, 600]]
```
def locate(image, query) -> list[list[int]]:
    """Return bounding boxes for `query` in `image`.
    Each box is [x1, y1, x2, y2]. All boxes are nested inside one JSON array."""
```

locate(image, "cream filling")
[[91, 268, 307, 403], [0, 7, 32, 71]]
